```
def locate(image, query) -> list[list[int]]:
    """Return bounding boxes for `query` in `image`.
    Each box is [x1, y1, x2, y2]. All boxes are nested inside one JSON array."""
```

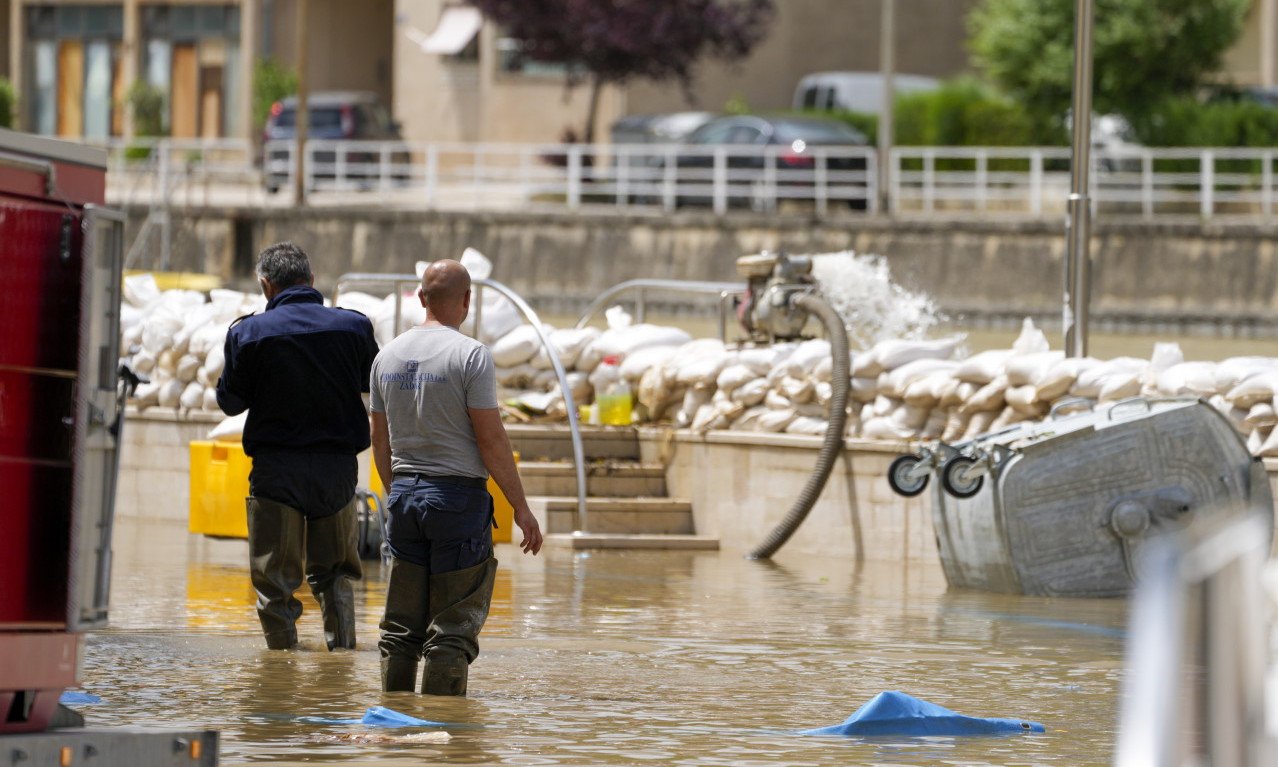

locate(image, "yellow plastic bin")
[[189, 440, 252, 538], [369, 453, 517, 544]]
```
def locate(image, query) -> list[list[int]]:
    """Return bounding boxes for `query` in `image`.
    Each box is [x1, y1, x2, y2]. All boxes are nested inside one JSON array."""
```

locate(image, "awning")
[[408, 5, 482, 55]]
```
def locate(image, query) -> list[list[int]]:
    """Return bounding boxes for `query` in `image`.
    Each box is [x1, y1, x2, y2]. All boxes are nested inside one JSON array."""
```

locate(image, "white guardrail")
[[91, 137, 1278, 220]]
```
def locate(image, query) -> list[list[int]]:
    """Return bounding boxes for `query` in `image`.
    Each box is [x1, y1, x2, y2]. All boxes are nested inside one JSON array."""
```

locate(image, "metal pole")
[[1064, 0, 1094, 357], [878, 0, 895, 214], [292, 0, 309, 206]]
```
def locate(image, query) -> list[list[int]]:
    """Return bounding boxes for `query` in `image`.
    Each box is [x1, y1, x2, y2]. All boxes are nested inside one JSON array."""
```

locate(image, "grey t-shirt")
[[369, 325, 498, 479]]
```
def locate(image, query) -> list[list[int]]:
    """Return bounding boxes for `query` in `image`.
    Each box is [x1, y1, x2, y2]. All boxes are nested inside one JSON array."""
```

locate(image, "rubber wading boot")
[[421, 556, 499, 696], [246, 497, 306, 650], [306, 501, 363, 651], [378, 557, 432, 692]]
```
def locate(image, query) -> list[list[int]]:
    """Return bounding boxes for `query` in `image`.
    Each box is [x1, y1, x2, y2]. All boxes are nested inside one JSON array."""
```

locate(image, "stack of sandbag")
[[121, 273, 263, 414]]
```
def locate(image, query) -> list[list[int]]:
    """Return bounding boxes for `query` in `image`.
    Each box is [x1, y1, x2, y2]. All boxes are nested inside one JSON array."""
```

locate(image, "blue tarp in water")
[[59, 691, 101, 705], [800, 691, 1045, 736], [299, 706, 446, 728]]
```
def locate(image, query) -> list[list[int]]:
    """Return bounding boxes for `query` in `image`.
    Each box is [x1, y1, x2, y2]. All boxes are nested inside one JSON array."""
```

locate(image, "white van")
[[793, 71, 940, 114]]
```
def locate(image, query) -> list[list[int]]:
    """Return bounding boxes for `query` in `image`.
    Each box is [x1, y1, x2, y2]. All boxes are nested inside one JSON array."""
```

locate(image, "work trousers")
[[247, 495, 362, 650]]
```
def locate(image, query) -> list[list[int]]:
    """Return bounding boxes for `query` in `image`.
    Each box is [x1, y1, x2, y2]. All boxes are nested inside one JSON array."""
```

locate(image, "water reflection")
[[82, 518, 1126, 765]]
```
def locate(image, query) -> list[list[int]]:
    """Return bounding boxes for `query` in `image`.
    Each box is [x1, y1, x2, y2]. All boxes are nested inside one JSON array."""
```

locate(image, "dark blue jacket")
[[217, 285, 378, 458]]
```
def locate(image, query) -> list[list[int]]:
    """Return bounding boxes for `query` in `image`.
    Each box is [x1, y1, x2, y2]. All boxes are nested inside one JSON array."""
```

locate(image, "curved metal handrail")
[[573, 279, 746, 340], [332, 272, 589, 532]]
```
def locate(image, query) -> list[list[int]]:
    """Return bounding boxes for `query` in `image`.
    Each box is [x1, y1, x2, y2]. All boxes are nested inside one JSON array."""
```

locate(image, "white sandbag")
[[954, 350, 1013, 385], [460, 291, 522, 345], [334, 290, 385, 317], [890, 403, 932, 430], [674, 344, 731, 387], [157, 349, 179, 375], [123, 272, 162, 308], [738, 344, 795, 375], [755, 408, 798, 433], [919, 408, 947, 439], [120, 304, 143, 337], [730, 378, 769, 407], [208, 413, 245, 440], [785, 416, 828, 436], [1141, 342, 1185, 391], [132, 349, 157, 375], [716, 364, 760, 394], [812, 356, 834, 383], [793, 402, 828, 419], [903, 370, 953, 408], [1249, 427, 1268, 455], [157, 379, 185, 409], [141, 307, 184, 354], [1005, 384, 1042, 416], [1155, 361, 1219, 397], [490, 324, 544, 367], [587, 324, 695, 367], [1034, 357, 1097, 402], [731, 405, 770, 431], [495, 363, 536, 389], [814, 380, 834, 407], [132, 381, 161, 407], [122, 322, 144, 352], [941, 381, 978, 408], [208, 288, 250, 322], [881, 359, 958, 398], [531, 327, 600, 371], [1005, 351, 1064, 387], [765, 389, 791, 411], [941, 409, 971, 442], [989, 404, 1025, 432], [855, 336, 960, 379], [175, 354, 202, 384], [1072, 357, 1146, 399], [179, 382, 204, 410], [785, 339, 832, 379], [860, 416, 917, 441], [873, 394, 903, 418], [960, 375, 1008, 415], [850, 376, 879, 403], [187, 321, 229, 359], [637, 365, 683, 414], [617, 345, 680, 382], [1214, 357, 1278, 393], [780, 376, 816, 404], [202, 343, 225, 378], [1097, 372, 1141, 403], [1011, 317, 1050, 354], [1246, 401, 1278, 429], [531, 369, 557, 391], [676, 386, 713, 428], [1226, 371, 1278, 409], [202, 386, 220, 411], [375, 292, 428, 347], [962, 409, 1000, 441]]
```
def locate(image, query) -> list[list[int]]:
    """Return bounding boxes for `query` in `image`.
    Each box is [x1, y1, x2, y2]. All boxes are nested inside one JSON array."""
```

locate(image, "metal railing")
[[88, 136, 1278, 221], [331, 272, 589, 533]]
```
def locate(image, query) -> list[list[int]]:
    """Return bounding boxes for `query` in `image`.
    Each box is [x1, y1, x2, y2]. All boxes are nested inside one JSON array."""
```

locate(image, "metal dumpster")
[[889, 397, 1273, 597]]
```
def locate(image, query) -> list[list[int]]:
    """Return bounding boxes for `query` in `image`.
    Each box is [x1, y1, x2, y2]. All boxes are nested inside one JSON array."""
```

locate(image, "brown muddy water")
[[80, 517, 1130, 766]]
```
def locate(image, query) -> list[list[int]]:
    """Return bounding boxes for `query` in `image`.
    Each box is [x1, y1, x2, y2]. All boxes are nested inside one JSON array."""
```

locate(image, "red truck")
[[0, 129, 218, 764]]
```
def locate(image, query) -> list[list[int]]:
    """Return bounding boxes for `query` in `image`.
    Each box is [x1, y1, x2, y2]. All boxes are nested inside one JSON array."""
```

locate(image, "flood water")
[[81, 516, 1130, 766]]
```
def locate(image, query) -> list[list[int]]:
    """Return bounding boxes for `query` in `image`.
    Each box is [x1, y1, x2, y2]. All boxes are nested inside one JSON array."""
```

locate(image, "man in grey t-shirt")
[[370, 258, 542, 695]]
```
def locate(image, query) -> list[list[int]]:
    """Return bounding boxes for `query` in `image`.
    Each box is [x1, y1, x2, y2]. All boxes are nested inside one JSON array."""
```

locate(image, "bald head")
[[420, 259, 471, 326]]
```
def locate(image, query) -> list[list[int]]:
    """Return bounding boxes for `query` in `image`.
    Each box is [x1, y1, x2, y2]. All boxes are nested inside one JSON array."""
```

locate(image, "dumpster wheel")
[[888, 454, 929, 497], [941, 456, 984, 498]]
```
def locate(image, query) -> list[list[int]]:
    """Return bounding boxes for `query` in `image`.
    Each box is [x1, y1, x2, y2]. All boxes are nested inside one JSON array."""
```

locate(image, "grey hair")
[[256, 242, 313, 288]]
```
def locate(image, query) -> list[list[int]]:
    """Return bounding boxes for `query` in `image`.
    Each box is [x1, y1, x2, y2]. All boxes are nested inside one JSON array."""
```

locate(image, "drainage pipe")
[[747, 291, 850, 559]]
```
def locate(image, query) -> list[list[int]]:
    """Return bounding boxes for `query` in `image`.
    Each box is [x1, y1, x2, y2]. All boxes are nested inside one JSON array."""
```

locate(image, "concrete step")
[[543, 533, 720, 551], [506, 424, 639, 462], [517, 460, 667, 498], [528, 496, 694, 535]]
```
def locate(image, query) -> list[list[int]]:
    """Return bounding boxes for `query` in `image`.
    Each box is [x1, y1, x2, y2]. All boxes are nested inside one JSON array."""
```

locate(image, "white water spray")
[[809, 251, 948, 350]]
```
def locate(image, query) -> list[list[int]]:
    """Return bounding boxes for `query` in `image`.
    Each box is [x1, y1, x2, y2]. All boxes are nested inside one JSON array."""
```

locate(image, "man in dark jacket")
[[217, 241, 379, 650]]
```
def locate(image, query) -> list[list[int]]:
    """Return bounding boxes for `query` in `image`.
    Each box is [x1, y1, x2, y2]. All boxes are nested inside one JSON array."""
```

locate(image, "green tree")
[[252, 57, 298, 131], [126, 81, 166, 137], [968, 0, 1249, 128], [0, 78, 16, 129]]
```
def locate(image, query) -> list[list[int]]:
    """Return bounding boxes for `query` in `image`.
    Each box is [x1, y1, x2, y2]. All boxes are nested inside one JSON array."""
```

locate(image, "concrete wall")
[[128, 206, 1278, 334]]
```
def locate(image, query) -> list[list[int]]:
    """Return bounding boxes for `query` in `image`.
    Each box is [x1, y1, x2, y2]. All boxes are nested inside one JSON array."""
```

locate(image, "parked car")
[[261, 91, 410, 193], [792, 71, 939, 114], [662, 114, 871, 210]]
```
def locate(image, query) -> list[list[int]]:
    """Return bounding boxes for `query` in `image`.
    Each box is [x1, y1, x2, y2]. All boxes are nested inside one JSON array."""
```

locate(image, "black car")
[[261, 91, 410, 193], [660, 115, 871, 210]]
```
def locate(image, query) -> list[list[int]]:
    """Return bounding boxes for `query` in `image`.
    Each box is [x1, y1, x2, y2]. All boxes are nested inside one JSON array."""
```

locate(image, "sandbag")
[[531, 327, 600, 370], [881, 359, 958, 398], [1034, 357, 1096, 402], [584, 324, 694, 369], [960, 375, 1008, 415], [1246, 401, 1278, 429], [953, 349, 1013, 385], [179, 382, 204, 410], [675, 386, 713, 428], [1097, 372, 1141, 403], [780, 376, 816, 404], [1010, 317, 1050, 355], [940, 409, 970, 442], [730, 378, 769, 407], [1256, 425, 1278, 456], [1005, 351, 1064, 387], [497, 363, 538, 389], [1155, 361, 1219, 397], [716, 363, 760, 394], [854, 336, 959, 379], [157, 379, 185, 409], [1226, 370, 1278, 409], [738, 344, 794, 375], [673, 343, 731, 387], [202, 386, 220, 411], [175, 354, 202, 384], [490, 324, 545, 368], [860, 416, 917, 441], [1214, 357, 1278, 393], [919, 408, 947, 439], [962, 409, 1000, 441], [1141, 342, 1185, 392], [785, 416, 828, 436], [732, 405, 770, 431], [1005, 384, 1042, 416], [755, 408, 798, 433], [850, 376, 879, 403], [785, 339, 832, 379], [123, 272, 162, 308], [618, 345, 681, 382]]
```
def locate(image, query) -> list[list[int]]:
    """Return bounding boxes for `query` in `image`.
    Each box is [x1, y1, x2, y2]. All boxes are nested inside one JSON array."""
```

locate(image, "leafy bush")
[[252, 58, 297, 131], [0, 78, 16, 129], [124, 81, 166, 161]]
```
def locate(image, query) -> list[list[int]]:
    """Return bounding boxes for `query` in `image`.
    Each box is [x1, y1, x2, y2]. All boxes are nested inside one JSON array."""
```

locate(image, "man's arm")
[[371, 410, 393, 493], [215, 332, 250, 415], [469, 406, 542, 555]]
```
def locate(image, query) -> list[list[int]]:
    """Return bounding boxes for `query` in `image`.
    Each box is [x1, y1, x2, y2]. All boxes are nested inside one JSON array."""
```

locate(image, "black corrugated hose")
[[747, 291, 850, 559]]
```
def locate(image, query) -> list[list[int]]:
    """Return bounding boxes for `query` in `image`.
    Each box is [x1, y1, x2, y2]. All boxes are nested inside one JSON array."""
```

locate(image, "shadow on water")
[[80, 517, 1128, 765]]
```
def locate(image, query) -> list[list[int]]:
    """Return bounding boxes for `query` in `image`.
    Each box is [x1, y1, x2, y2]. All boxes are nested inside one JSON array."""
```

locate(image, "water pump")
[[736, 251, 815, 342]]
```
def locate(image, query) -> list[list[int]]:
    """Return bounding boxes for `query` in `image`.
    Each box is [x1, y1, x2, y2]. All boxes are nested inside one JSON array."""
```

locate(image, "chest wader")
[[247, 496, 362, 651], [379, 554, 498, 695]]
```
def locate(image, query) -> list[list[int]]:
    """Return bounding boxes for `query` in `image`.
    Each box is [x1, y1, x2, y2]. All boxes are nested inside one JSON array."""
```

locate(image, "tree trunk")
[[583, 75, 603, 146]]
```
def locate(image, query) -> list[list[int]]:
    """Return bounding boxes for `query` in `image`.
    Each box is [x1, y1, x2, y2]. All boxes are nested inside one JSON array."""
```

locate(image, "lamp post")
[[878, 0, 895, 214], [292, 0, 309, 206], [1064, 0, 1094, 357]]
